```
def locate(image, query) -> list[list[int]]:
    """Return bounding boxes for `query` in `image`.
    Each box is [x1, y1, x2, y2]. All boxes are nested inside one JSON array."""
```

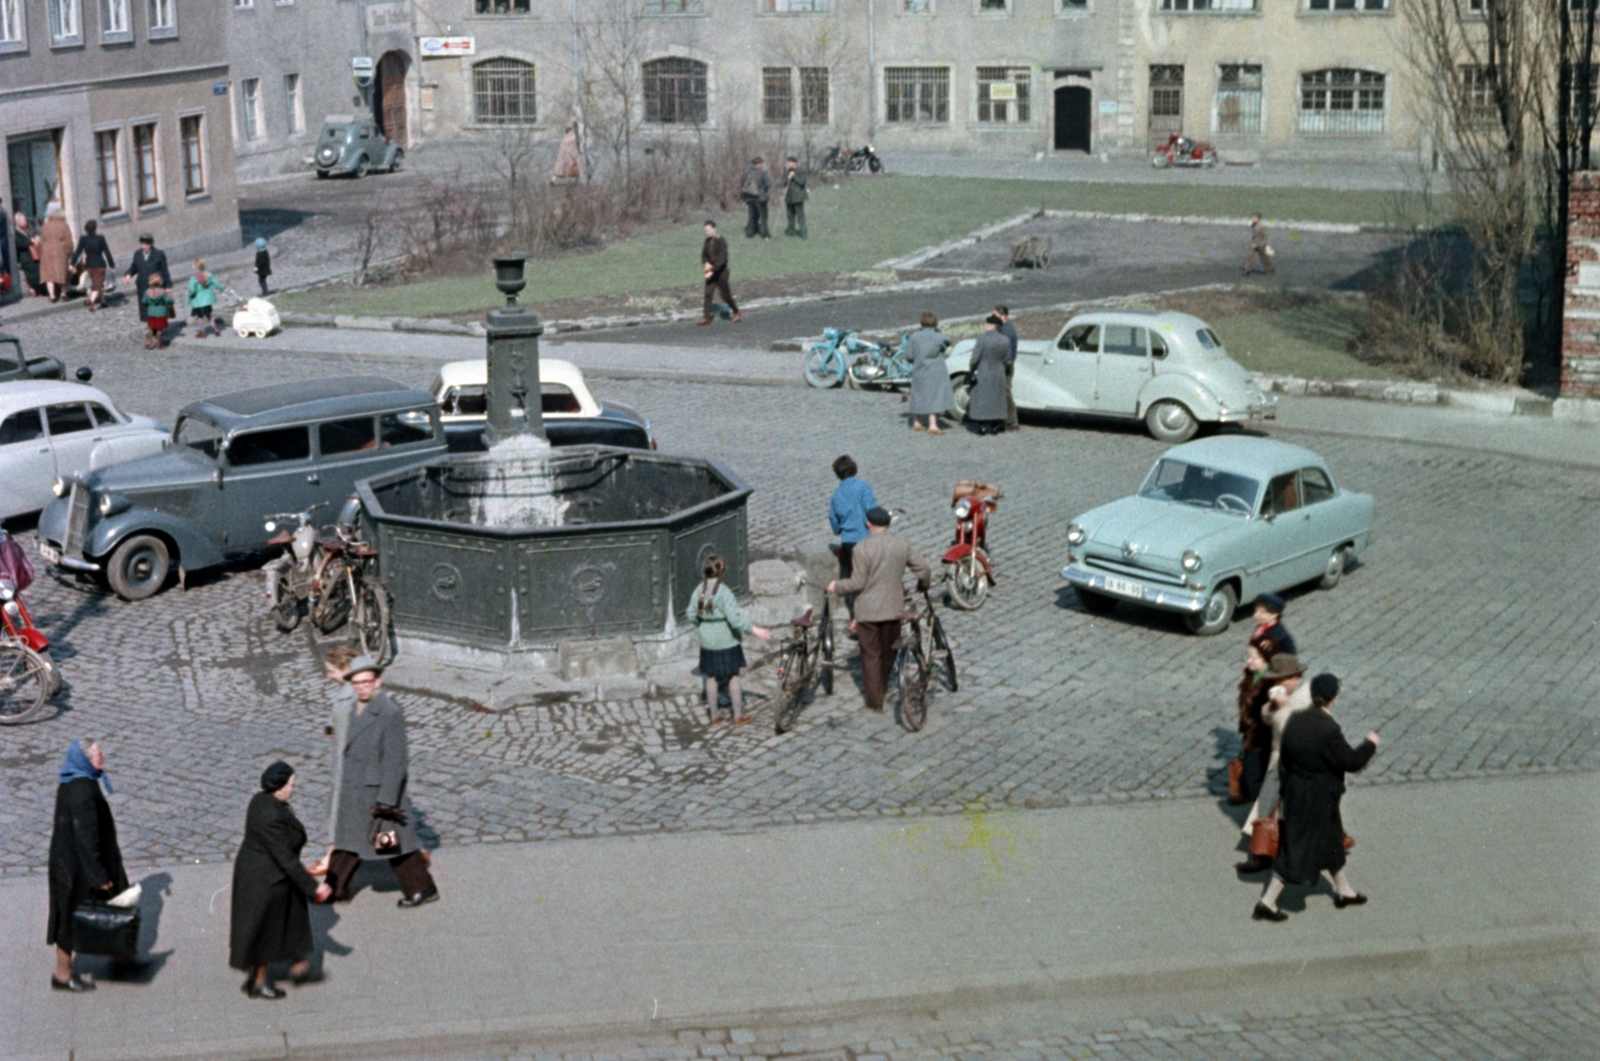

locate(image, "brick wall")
[[1562, 172, 1600, 397]]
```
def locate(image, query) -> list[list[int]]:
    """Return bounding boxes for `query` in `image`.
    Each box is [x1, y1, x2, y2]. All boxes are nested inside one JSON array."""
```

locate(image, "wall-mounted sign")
[[352, 56, 375, 88], [212, 81, 229, 96], [419, 36, 475, 58], [1099, 100, 1118, 114], [367, 1, 410, 33], [988, 84, 1018, 102]]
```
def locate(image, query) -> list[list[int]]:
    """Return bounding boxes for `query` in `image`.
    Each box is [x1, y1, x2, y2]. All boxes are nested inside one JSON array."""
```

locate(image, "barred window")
[[474, 58, 537, 125], [1307, 0, 1385, 9], [977, 67, 1030, 124], [473, 0, 529, 12], [884, 67, 949, 123], [1299, 69, 1385, 134], [1458, 64, 1495, 125], [1217, 64, 1262, 134], [801, 67, 829, 124], [764, 67, 793, 124], [1160, 0, 1258, 10], [643, 57, 708, 124]]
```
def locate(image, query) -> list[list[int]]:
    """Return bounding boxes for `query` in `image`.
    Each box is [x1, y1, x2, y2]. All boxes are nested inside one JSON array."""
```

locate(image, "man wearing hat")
[[1237, 652, 1308, 873], [325, 656, 439, 908], [122, 234, 171, 323], [827, 507, 930, 712], [1249, 593, 1297, 655]]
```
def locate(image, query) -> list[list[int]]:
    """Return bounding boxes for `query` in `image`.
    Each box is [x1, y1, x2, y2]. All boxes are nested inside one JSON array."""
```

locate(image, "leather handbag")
[[72, 900, 140, 959], [1248, 817, 1279, 859], [1227, 759, 1245, 803], [370, 803, 404, 855]]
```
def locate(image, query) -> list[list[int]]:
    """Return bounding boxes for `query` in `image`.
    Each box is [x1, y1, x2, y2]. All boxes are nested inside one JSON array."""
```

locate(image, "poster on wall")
[[418, 36, 475, 58], [367, 1, 410, 33]]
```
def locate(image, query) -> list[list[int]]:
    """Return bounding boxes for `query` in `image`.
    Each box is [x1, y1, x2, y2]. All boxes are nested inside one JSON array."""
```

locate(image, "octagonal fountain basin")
[[357, 444, 751, 653]]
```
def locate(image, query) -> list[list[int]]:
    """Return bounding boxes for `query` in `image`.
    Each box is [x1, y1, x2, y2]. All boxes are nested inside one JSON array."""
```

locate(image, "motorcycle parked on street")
[[264, 498, 393, 665], [0, 531, 61, 697], [822, 143, 884, 174], [804, 327, 914, 390], [264, 502, 330, 633], [1151, 133, 1219, 169], [943, 481, 999, 610]]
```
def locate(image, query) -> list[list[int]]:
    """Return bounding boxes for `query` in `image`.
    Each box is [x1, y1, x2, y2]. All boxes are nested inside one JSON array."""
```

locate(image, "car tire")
[[950, 375, 973, 419], [1184, 582, 1237, 636], [389, 149, 404, 173], [107, 534, 170, 601], [1145, 400, 1198, 443], [1318, 547, 1348, 590], [1074, 586, 1118, 615], [354, 157, 369, 179]]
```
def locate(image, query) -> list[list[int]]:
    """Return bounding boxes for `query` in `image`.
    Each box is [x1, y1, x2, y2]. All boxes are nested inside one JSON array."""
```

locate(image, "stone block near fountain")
[[354, 254, 759, 687]]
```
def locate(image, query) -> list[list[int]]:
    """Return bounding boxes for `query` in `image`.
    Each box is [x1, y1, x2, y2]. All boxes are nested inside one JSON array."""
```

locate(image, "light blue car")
[[1060, 436, 1374, 635]]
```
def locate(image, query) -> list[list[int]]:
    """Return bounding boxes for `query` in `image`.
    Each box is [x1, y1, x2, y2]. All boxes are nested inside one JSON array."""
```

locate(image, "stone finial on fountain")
[[485, 253, 546, 446]]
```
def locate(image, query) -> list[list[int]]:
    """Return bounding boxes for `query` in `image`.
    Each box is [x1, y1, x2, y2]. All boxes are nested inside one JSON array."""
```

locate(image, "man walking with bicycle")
[[827, 507, 929, 712]]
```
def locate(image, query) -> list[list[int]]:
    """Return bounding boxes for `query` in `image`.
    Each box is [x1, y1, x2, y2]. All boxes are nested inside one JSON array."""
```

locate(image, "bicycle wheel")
[[272, 568, 302, 633], [803, 347, 846, 388], [311, 555, 352, 633], [774, 641, 809, 734], [0, 643, 51, 724], [356, 578, 394, 666], [931, 613, 958, 693], [896, 641, 929, 732]]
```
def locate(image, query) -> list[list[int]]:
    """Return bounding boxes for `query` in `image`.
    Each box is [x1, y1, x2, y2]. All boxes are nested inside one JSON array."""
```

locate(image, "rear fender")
[[1136, 376, 1221, 422]]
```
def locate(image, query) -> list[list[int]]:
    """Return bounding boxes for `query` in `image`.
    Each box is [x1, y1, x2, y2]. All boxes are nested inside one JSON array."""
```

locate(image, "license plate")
[[1102, 575, 1144, 599], [38, 543, 60, 564]]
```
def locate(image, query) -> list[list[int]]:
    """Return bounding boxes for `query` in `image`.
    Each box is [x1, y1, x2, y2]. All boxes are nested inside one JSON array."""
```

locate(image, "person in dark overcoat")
[[965, 315, 1012, 435], [230, 762, 332, 999], [122, 234, 171, 322], [47, 739, 128, 992], [1254, 673, 1380, 922], [905, 312, 954, 434], [1234, 634, 1283, 806], [325, 656, 439, 908]]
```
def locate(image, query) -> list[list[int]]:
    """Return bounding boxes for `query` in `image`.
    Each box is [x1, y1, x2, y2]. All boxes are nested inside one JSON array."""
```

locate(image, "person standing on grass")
[[72, 219, 114, 312], [995, 305, 1020, 432], [1244, 213, 1274, 276], [740, 157, 772, 240], [1254, 673, 1379, 922], [906, 312, 953, 434], [186, 260, 227, 338], [142, 280, 174, 350], [254, 237, 273, 297], [691, 555, 772, 725], [123, 234, 171, 322], [783, 156, 808, 239], [699, 220, 741, 326], [827, 507, 930, 713]]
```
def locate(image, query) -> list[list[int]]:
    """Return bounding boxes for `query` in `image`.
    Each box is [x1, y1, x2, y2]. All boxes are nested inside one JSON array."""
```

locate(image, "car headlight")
[[954, 498, 972, 519], [1066, 523, 1086, 546], [98, 493, 130, 518], [0, 578, 14, 601], [1181, 550, 1203, 572], [52, 477, 68, 498]]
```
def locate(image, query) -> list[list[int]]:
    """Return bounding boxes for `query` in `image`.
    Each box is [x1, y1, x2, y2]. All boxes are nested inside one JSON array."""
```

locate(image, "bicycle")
[[894, 584, 958, 733], [0, 637, 53, 725], [774, 594, 834, 735], [310, 507, 393, 666]]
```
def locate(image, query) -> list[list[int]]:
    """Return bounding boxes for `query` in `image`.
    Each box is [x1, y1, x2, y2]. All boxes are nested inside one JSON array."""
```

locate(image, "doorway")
[[1054, 86, 1091, 153], [7, 131, 63, 225], [375, 51, 410, 146]]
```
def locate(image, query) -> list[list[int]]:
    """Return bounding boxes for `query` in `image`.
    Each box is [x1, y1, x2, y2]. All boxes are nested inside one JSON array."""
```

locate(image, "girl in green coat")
[[691, 555, 770, 724]]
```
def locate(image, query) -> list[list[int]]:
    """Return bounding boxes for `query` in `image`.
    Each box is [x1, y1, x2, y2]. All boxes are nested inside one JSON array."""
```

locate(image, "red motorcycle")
[[1151, 134, 1218, 169], [0, 530, 61, 696], [943, 481, 998, 610]]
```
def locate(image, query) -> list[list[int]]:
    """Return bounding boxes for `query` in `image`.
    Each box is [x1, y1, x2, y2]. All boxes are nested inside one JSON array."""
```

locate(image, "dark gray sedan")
[[313, 118, 402, 179]]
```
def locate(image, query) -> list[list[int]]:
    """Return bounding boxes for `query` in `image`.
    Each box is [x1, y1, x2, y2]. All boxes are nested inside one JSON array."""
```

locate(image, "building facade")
[[0, 0, 239, 261]]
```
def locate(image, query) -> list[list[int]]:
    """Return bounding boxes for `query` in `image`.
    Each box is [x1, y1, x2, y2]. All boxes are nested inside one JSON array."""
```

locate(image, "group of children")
[[138, 238, 272, 351]]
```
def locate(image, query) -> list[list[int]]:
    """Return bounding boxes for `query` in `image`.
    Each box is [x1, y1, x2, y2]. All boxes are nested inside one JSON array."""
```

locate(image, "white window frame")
[[48, 0, 81, 46], [1215, 63, 1264, 135], [0, 0, 27, 51], [131, 120, 162, 208], [93, 126, 124, 215], [100, 0, 129, 42], [1298, 68, 1386, 135], [884, 66, 951, 124], [241, 77, 263, 141], [147, 0, 175, 38], [975, 66, 1031, 124], [284, 73, 303, 134], [179, 111, 208, 198]]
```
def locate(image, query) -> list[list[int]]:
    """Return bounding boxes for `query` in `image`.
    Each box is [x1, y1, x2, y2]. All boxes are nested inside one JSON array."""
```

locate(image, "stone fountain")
[[354, 256, 769, 689]]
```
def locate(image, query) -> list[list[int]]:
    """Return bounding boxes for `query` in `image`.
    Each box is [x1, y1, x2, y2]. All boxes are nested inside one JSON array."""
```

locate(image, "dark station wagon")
[[37, 377, 445, 599]]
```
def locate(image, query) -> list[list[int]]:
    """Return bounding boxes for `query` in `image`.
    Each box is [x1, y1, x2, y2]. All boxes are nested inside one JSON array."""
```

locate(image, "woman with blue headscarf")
[[253, 237, 272, 297], [47, 738, 127, 992]]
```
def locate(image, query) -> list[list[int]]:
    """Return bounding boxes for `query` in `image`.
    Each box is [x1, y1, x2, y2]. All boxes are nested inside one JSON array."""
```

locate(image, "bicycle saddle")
[[790, 606, 815, 628]]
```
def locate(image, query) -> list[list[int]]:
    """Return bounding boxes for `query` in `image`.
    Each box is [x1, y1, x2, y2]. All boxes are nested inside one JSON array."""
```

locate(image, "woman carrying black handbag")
[[47, 738, 128, 992]]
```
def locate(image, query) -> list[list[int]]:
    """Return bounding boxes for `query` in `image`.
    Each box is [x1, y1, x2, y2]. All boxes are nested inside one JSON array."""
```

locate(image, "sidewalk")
[[4, 771, 1596, 1061]]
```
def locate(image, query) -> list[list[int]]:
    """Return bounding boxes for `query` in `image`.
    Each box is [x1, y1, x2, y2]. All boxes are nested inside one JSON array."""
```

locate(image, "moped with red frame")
[[943, 481, 998, 610]]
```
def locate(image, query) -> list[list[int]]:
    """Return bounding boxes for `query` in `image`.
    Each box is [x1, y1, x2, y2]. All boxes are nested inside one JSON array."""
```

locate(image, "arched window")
[[473, 58, 536, 125], [1299, 69, 1384, 134], [643, 58, 708, 124]]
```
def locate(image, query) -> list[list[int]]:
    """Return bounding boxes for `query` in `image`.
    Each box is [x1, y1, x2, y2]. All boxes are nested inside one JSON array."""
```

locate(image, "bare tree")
[[773, 22, 860, 170], [575, 0, 656, 194]]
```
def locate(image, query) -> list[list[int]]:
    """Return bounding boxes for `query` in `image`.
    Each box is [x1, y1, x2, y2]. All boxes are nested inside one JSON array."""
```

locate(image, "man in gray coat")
[[966, 315, 1012, 435], [783, 156, 808, 239], [325, 656, 439, 908], [828, 507, 930, 711], [741, 157, 772, 239]]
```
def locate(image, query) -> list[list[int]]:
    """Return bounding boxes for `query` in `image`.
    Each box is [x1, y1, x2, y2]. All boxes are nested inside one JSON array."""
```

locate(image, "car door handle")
[[306, 473, 320, 484]]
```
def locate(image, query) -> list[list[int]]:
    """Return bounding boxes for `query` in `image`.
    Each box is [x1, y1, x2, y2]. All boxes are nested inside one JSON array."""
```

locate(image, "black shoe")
[[289, 968, 325, 986], [245, 981, 286, 1000], [51, 973, 95, 992], [397, 886, 439, 909], [1252, 902, 1289, 923], [1234, 855, 1272, 874], [1333, 892, 1368, 909]]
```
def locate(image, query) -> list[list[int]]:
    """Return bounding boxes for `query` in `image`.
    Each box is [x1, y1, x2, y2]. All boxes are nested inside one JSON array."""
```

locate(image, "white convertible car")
[[945, 309, 1275, 442], [0, 381, 168, 520]]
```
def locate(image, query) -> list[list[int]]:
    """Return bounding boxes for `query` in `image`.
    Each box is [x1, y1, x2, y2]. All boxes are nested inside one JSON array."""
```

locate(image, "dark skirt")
[[700, 645, 747, 678], [229, 880, 313, 971]]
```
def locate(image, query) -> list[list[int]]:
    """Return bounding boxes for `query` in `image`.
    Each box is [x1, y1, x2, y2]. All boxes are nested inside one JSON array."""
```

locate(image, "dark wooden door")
[[1054, 86, 1091, 153], [379, 51, 408, 146]]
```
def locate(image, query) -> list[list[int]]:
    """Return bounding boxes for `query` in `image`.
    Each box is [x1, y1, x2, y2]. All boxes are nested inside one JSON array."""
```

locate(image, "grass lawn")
[[280, 176, 1431, 319]]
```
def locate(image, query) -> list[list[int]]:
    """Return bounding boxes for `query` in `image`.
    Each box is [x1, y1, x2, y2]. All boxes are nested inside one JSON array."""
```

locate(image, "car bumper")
[[37, 540, 100, 573], [1060, 562, 1209, 613], [1218, 397, 1277, 423]]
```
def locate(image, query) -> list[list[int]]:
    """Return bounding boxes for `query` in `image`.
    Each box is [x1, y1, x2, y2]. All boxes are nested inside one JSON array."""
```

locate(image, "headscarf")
[[260, 761, 294, 792], [59, 740, 112, 794], [255, 237, 267, 250]]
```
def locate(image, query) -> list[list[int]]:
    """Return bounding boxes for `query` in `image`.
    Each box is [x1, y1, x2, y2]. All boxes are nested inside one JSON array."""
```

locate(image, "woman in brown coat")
[[39, 209, 73, 301], [1234, 634, 1282, 806]]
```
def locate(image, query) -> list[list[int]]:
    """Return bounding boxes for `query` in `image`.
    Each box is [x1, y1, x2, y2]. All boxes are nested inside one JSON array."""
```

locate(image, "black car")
[[0, 333, 65, 383]]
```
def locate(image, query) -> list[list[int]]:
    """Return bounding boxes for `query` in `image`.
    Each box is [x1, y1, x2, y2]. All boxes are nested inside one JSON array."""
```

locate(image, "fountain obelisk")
[[484, 253, 546, 446]]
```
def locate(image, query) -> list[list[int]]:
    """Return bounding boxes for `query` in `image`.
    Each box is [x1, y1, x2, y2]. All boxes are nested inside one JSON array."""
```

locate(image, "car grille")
[[1084, 554, 1185, 586], [64, 483, 91, 557]]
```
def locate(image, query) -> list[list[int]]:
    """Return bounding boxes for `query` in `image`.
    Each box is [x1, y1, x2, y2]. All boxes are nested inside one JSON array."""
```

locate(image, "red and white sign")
[[418, 36, 475, 58]]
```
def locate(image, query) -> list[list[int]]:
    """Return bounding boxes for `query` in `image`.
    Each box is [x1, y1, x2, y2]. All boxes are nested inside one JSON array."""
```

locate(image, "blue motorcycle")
[[804, 327, 914, 390]]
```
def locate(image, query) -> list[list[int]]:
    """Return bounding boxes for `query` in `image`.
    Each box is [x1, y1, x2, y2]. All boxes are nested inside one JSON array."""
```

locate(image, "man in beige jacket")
[[828, 507, 930, 711]]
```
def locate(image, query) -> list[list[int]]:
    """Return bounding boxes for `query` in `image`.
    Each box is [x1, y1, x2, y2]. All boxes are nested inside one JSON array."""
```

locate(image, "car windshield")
[[321, 127, 350, 143], [1138, 458, 1259, 516], [174, 414, 225, 458]]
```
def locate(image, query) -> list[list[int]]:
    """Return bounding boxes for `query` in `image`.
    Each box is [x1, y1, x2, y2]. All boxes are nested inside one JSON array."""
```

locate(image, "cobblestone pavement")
[[2, 305, 1599, 877], [346, 971, 1600, 1061]]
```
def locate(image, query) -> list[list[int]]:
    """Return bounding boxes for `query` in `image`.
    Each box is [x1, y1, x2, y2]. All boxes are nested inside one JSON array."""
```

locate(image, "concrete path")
[[5, 771, 1596, 1061]]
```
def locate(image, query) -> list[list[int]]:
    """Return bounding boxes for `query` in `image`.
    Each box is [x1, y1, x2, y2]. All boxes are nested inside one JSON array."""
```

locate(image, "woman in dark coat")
[[905, 312, 954, 434], [230, 761, 331, 998], [1235, 635, 1282, 805], [48, 738, 128, 992], [965, 316, 1012, 435], [72, 218, 115, 311], [1254, 674, 1381, 922]]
